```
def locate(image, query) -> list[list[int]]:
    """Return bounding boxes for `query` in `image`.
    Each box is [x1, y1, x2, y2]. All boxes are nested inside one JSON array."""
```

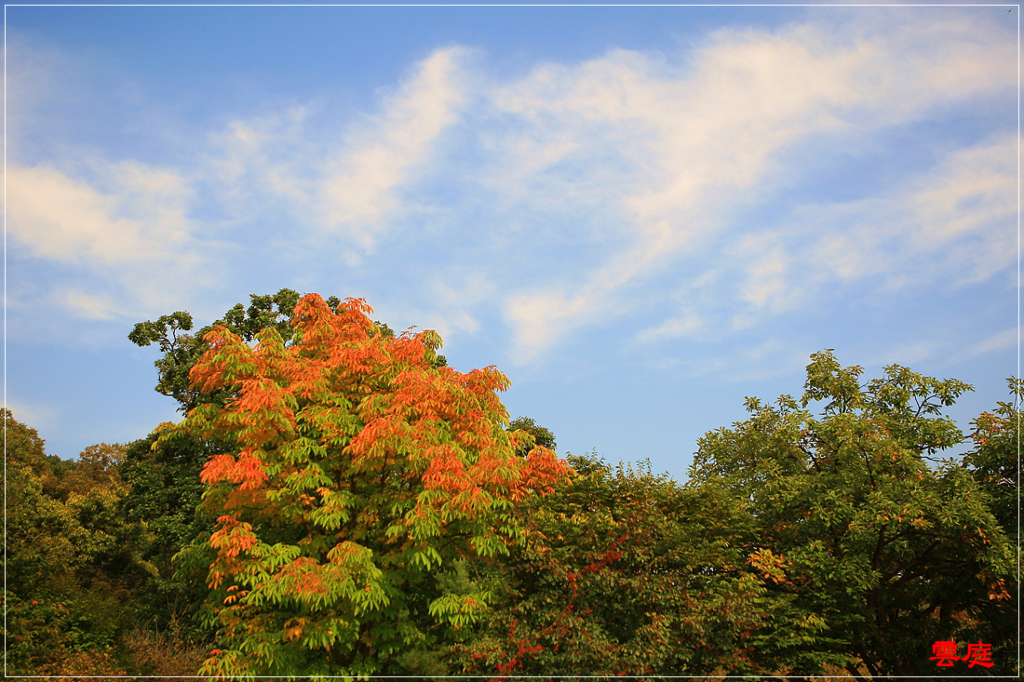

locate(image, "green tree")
[[129, 289, 307, 413], [3, 411, 147, 674], [118, 431, 222, 638], [451, 452, 768, 676], [965, 378, 1020, 545], [507, 416, 557, 457], [4, 410, 88, 601], [959, 378, 1021, 673], [689, 350, 1016, 677], [169, 294, 569, 676]]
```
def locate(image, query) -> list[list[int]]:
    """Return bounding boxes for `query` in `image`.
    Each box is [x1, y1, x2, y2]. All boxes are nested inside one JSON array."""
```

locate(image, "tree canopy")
[[7, 295, 1016, 678], [689, 350, 1017, 677], [129, 288, 444, 414], [168, 293, 569, 675]]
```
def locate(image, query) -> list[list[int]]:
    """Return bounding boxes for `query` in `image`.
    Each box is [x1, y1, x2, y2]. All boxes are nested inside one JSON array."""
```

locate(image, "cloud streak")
[[488, 15, 1013, 360], [6, 160, 213, 321], [316, 47, 472, 251], [7, 9, 1014, 365]]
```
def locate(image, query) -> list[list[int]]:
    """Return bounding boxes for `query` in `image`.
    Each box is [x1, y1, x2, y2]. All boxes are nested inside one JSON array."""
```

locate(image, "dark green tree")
[[959, 378, 1021, 674], [507, 416, 557, 457], [965, 378, 1020, 545], [450, 451, 768, 676], [118, 431, 224, 638]]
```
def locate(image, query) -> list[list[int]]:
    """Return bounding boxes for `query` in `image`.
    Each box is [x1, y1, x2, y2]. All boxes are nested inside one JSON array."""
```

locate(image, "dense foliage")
[[4, 412, 164, 676], [5, 291, 1018, 678], [170, 293, 568, 675], [688, 352, 1017, 677], [449, 456, 769, 676]]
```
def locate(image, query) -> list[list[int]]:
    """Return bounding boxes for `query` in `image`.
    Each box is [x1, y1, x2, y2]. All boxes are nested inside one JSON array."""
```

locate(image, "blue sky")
[[5, 3, 1018, 482]]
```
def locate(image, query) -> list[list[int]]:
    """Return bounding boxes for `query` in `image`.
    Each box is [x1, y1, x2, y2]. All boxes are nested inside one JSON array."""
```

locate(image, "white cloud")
[[948, 328, 1018, 365], [62, 290, 119, 321], [5, 159, 217, 323], [383, 268, 497, 341], [636, 311, 704, 345], [204, 106, 319, 215], [866, 340, 949, 368], [7, 161, 194, 264], [4, 35, 92, 164], [908, 136, 1017, 284], [7, 12, 1014, 363], [972, 328, 1017, 356], [316, 47, 472, 249], [736, 240, 794, 312], [788, 131, 1016, 293], [505, 288, 598, 364], [487, 14, 1013, 361]]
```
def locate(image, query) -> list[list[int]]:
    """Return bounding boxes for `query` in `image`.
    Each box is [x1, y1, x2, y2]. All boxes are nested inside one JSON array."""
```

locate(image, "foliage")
[[689, 350, 1017, 677], [129, 288, 443, 414], [129, 289, 302, 412], [965, 378, 1020, 545], [119, 618, 212, 676], [3, 591, 130, 677], [5, 429, 88, 598], [125, 289, 436, 641], [169, 294, 570, 675], [4, 407, 74, 499], [3, 411, 148, 674], [507, 416, 556, 457], [9, 319, 1017, 679], [451, 452, 769, 676], [959, 378, 1021, 674], [119, 431, 222, 637], [63, 443, 126, 496]]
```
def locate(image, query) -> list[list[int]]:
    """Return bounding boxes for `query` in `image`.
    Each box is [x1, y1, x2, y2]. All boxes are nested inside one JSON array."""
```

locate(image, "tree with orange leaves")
[[165, 294, 569, 676]]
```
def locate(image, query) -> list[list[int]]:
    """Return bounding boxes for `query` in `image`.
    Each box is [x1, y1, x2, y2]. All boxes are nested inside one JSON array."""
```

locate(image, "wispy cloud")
[[316, 47, 472, 252], [789, 131, 1015, 291], [947, 328, 1018, 366], [484, 14, 1012, 361], [865, 341, 950, 368], [7, 10, 1014, 365], [6, 159, 217, 321], [203, 105, 320, 219], [635, 310, 704, 345]]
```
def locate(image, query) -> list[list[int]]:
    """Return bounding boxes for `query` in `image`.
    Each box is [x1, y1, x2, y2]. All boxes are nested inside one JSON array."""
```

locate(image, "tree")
[[64, 443, 126, 496], [119, 431, 222, 638], [965, 378, 1020, 545], [3, 411, 147, 675], [168, 294, 569, 675], [507, 416, 556, 457], [960, 378, 1021, 674], [129, 288, 443, 414], [689, 350, 1016, 677], [450, 452, 769, 676], [125, 289, 441, 638], [4, 410, 88, 602]]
